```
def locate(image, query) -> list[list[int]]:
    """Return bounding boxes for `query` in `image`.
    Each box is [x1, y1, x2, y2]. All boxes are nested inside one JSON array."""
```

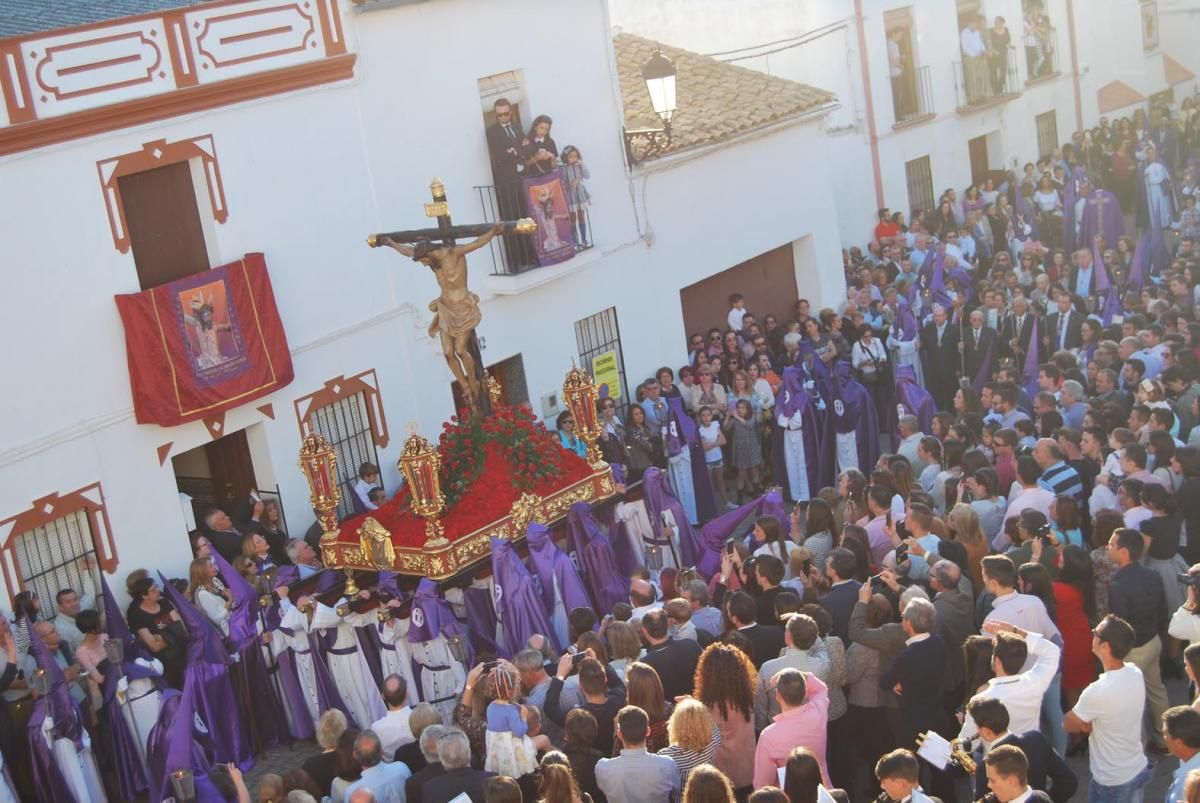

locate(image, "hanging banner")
[[114, 253, 293, 427], [523, 167, 576, 266]]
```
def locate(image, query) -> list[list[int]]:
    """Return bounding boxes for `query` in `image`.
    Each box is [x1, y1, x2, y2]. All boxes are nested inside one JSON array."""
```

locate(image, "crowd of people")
[[7, 94, 1200, 803]]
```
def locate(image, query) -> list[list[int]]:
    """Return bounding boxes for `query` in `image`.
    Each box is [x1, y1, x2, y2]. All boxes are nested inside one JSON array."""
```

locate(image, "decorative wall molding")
[[293, 369, 391, 449]]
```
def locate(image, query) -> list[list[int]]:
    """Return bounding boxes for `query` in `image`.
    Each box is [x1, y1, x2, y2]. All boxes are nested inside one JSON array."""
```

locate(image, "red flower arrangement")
[[336, 405, 593, 549]]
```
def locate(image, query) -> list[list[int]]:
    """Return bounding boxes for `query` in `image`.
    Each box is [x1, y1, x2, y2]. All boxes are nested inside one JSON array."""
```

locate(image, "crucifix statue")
[[368, 178, 534, 415]]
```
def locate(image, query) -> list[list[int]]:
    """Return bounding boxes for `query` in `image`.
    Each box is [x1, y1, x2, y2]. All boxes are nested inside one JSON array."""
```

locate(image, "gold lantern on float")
[[298, 433, 358, 594], [562, 364, 604, 466], [298, 433, 341, 532], [397, 433, 448, 546]]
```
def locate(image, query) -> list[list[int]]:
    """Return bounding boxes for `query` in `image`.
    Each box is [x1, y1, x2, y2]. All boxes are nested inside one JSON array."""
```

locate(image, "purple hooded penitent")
[[642, 466, 709, 570], [25, 626, 80, 803], [491, 536, 560, 654], [406, 578, 466, 645], [822, 363, 880, 484], [891, 365, 935, 449], [566, 501, 631, 613], [1021, 317, 1042, 404], [770, 367, 823, 504], [525, 523, 591, 622], [159, 572, 253, 770], [146, 688, 226, 803], [463, 586, 504, 659], [696, 491, 789, 577], [663, 396, 717, 522]]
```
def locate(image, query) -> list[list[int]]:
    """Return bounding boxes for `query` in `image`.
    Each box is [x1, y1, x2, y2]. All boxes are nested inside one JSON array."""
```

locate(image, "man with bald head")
[[930, 560, 974, 704], [1033, 438, 1083, 503], [630, 578, 661, 620], [29, 621, 86, 705], [921, 304, 961, 411], [1001, 296, 1035, 360], [963, 308, 997, 383]]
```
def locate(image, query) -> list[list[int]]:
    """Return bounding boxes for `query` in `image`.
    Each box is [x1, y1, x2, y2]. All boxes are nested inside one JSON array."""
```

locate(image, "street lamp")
[[624, 50, 677, 165]]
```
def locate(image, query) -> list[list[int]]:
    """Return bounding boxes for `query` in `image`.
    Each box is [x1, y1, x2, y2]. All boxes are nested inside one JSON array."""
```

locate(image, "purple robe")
[[1021, 317, 1042, 402], [25, 628, 83, 803], [822, 363, 880, 484], [891, 365, 935, 449], [643, 466, 710, 571], [146, 688, 226, 803], [566, 501, 631, 613], [491, 536, 560, 654], [407, 578, 467, 645], [697, 491, 789, 567], [770, 367, 823, 505], [663, 396, 718, 523], [971, 329, 997, 397], [463, 586, 504, 659], [1128, 231, 1148, 292], [159, 572, 253, 770], [525, 522, 592, 622], [1078, 189, 1125, 251]]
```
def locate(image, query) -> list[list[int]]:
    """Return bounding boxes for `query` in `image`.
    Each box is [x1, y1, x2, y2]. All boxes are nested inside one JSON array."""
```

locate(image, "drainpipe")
[[1066, 0, 1083, 132], [853, 0, 884, 209]]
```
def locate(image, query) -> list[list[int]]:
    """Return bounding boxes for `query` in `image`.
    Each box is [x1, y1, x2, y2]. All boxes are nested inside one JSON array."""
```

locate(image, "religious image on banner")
[[177, 277, 246, 384], [114, 253, 293, 427], [524, 168, 575, 266]]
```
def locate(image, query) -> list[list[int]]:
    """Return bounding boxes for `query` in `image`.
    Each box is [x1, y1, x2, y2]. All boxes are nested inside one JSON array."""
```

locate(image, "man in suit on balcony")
[[485, 97, 530, 269]]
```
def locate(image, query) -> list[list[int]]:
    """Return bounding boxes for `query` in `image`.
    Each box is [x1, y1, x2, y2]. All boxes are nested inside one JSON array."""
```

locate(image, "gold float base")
[[320, 463, 615, 580]]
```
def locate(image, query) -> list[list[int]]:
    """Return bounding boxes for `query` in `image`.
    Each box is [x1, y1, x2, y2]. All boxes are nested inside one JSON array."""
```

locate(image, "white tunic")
[[42, 718, 106, 803], [836, 431, 859, 473], [311, 602, 385, 729], [408, 633, 466, 726], [778, 411, 811, 502], [277, 602, 321, 727], [377, 618, 421, 707]]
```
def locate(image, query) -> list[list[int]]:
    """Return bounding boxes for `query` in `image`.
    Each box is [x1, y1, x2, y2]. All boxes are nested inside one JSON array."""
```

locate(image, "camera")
[[566, 645, 587, 666], [1178, 572, 1200, 588], [1036, 524, 1054, 542]]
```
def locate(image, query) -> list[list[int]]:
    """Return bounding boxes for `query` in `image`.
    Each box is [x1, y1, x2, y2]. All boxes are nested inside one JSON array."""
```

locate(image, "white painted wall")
[[0, 0, 846, 603]]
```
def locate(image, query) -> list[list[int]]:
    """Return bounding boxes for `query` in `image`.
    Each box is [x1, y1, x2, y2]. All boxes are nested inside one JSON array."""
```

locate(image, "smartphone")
[[895, 543, 909, 563], [725, 538, 737, 556]]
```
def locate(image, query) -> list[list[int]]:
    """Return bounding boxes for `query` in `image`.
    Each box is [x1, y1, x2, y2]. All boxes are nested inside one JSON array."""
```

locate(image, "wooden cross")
[[367, 178, 533, 249]]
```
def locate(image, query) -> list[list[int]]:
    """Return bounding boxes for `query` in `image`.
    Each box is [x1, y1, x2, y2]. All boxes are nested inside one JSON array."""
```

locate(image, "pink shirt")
[[753, 674, 830, 789]]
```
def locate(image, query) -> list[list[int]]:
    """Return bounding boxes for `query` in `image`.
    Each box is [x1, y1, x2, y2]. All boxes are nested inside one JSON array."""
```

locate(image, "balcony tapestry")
[[524, 168, 576, 266], [114, 253, 293, 427]]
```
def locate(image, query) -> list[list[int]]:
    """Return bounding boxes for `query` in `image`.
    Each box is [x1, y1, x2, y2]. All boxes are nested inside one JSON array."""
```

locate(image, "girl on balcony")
[[562, 145, 591, 249]]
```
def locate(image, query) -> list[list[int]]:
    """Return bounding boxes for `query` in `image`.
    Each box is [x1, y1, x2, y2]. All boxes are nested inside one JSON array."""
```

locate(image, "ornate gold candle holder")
[[298, 433, 341, 533], [562, 364, 604, 466], [397, 433, 448, 546]]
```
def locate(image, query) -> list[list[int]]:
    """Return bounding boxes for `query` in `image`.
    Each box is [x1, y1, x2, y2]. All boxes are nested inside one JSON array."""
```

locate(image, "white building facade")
[[612, 0, 1200, 247], [0, 0, 847, 606]]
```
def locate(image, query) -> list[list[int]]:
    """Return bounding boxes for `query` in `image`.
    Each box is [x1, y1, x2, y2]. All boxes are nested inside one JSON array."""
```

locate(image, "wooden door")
[[204, 430, 257, 514], [968, 135, 990, 186], [118, 161, 210, 290]]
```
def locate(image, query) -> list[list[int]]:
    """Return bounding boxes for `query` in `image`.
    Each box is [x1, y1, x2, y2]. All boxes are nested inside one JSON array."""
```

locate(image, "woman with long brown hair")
[[187, 556, 230, 637], [538, 760, 587, 803], [682, 764, 737, 803], [693, 643, 757, 797], [624, 662, 671, 751], [946, 503, 989, 593]]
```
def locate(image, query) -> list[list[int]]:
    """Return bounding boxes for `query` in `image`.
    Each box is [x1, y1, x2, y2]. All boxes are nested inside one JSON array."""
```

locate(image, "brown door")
[[118, 161, 211, 290], [968, 135, 990, 186], [679, 244, 797, 339], [205, 430, 258, 514]]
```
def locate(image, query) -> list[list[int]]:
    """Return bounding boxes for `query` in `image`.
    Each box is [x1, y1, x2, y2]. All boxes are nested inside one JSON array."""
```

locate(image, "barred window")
[[575, 307, 630, 422], [309, 392, 380, 520], [905, 156, 935, 219], [14, 509, 101, 617]]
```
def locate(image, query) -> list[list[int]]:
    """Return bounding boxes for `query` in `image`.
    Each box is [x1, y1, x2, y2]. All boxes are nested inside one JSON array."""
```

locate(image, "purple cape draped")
[[26, 627, 81, 803], [642, 466, 709, 571], [823, 364, 880, 482], [407, 578, 467, 644], [971, 330, 997, 397], [602, 504, 642, 578], [664, 396, 718, 522], [463, 586, 504, 659], [566, 501, 631, 613], [1021, 317, 1042, 402], [147, 688, 226, 803], [770, 367, 824, 504], [160, 572, 253, 770], [525, 523, 592, 624], [697, 491, 789, 571], [891, 365, 935, 449], [491, 536, 560, 654], [1079, 189, 1125, 251]]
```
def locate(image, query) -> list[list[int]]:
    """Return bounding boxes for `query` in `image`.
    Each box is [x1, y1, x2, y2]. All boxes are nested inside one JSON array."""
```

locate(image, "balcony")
[[953, 46, 1020, 112], [1024, 26, 1062, 85], [474, 182, 595, 276], [892, 64, 935, 128]]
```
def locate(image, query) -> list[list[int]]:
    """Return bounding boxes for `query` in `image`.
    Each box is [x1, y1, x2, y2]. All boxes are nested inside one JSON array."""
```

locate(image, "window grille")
[[13, 509, 100, 617], [309, 392, 380, 520]]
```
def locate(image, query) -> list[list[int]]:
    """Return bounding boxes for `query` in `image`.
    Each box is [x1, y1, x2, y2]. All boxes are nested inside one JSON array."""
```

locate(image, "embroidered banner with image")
[[523, 167, 576, 266], [114, 253, 293, 427]]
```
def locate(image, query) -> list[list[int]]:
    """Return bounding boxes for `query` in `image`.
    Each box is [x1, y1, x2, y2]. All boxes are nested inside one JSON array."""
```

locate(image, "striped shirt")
[[657, 723, 722, 787], [1038, 461, 1083, 501]]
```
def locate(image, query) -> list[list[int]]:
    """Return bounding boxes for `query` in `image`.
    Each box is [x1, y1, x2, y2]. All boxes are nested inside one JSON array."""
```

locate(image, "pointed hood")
[[159, 572, 230, 666], [406, 578, 465, 644], [210, 548, 259, 651]]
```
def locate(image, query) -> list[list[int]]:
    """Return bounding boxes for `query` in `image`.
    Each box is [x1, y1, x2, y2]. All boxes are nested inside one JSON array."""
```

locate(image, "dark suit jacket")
[[394, 741, 429, 773], [302, 750, 338, 798], [406, 761, 446, 803], [1067, 265, 1096, 298], [933, 589, 975, 691], [485, 121, 524, 181], [757, 586, 787, 627], [963, 326, 998, 381], [207, 528, 243, 562], [1043, 311, 1083, 352], [641, 638, 703, 701], [974, 731, 1077, 803], [424, 768, 498, 803], [819, 580, 862, 644], [920, 322, 962, 405], [879, 634, 946, 744], [739, 623, 786, 669], [1000, 313, 1036, 359]]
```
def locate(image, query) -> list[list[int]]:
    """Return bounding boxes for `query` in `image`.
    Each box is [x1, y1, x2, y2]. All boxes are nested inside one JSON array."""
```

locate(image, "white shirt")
[[961, 27, 987, 57], [728, 307, 747, 334], [959, 633, 1060, 741], [371, 706, 415, 759], [631, 602, 663, 621], [984, 592, 1061, 644], [1123, 506, 1152, 530], [1072, 664, 1148, 786]]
